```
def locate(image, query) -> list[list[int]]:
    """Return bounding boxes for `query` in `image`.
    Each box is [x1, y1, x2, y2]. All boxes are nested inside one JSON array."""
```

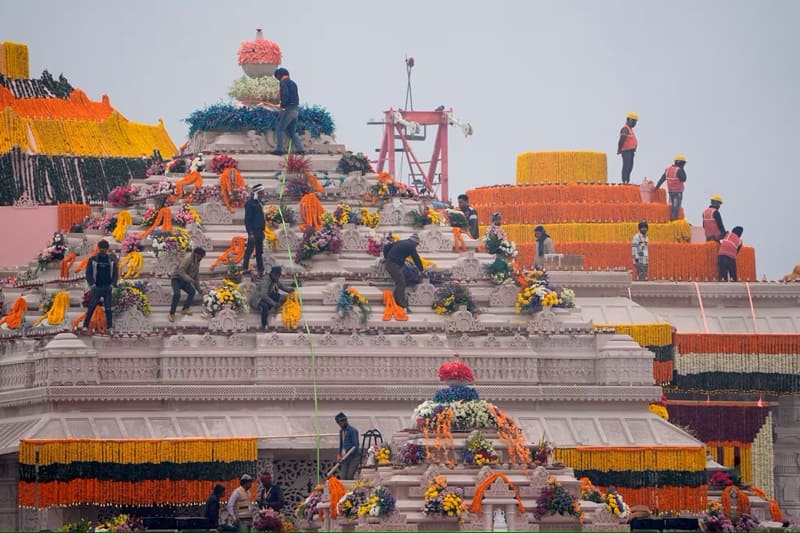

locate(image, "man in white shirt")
[[631, 221, 649, 281], [227, 474, 254, 531]]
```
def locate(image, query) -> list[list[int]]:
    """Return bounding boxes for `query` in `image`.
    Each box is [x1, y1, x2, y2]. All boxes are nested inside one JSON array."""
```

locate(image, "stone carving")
[[489, 283, 519, 307], [379, 201, 413, 226], [427, 334, 445, 347], [509, 333, 528, 347], [227, 333, 246, 347], [451, 252, 483, 280], [340, 173, 369, 198], [321, 280, 345, 305], [373, 258, 389, 278], [153, 251, 182, 277], [527, 308, 561, 334], [208, 308, 247, 333], [199, 333, 217, 346], [453, 333, 476, 347], [371, 334, 390, 346], [476, 465, 494, 484], [13, 190, 38, 208], [483, 477, 518, 498], [168, 334, 191, 347], [319, 332, 337, 346], [187, 224, 213, 252], [294, 333, 311, 346], [147, 282, 173, 306], [277, 228, 300, 253], [399, 333, 417, 346], [198, 200, 233, 225], [460, 512, 488, 531], [115, 309, 153, 335], [483, 334, 500, 348], [446, 306, 478, 333], [584, 507, 626, 531], [362, 512, 417, 532], [520, 466, 549, 498], [259, 332, 284, 347], [407, 279, 436, 306], [341, 224, 367, 251], [347, 333, 364, 346], [334, 308, 364, 331], [419, 225, 453, 253]]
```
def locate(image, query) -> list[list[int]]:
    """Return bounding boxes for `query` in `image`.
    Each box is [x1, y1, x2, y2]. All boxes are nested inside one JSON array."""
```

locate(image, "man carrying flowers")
[[169, 247, 206, 322], [255, 265, 295, 330], [81, 239, 118, 333]]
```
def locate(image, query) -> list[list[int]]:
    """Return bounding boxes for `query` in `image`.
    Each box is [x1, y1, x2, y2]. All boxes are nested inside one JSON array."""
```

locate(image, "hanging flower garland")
[[59, 251, 77, 279], [174, 171, 203, 199], [279, 292, 302, 330], [119, 251, 143, 279], [112, 281, 151, 316], [219, 168, 246, 212], [0, 296, 27, 329], [335, 285, 370, 325], [112, 209, 132, 241], [299, 192, 324, 231], [140, 206, 173, 239], [210, 236, 247, 270], [71, 306, 106, 334], [32, 291, 70, 326], [381, 290, 408, 321]]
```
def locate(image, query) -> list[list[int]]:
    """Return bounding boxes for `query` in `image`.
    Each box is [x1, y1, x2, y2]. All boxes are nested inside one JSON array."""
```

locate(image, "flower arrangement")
[[413, 399, 496, 431], [140, 207, 160, 228], [366, 236, 384, 257], [733, 513, 760, 531], [445, 209, 468, 230], [533, 477, 583, 521], [485, 257, 515, 284], [709, 471, 734, 489], [366, 443, 392, 466], [186, 103, 335, 138], [264, 204, 297, 227], [335, 286, 371, 325], [120, 233, 143, 255], [407, 207, 443, 229], [295, 483, 325, 521], [603, 487, 629, 519], [145, 160, 166, 177], [85, 213, 117, 233], [112, 280, 151, 315], [433, 384, 480, 403], [358, 485, 396, 518], [515, 269, 575, 315], [285, 174, 315, 197], [432, 282, 476, 315], [532, 436, 554, 465], [39, 292, 56, 313], [579, 477, 604, 503], [229, 75, 280, 103], [210, 154, 239, 174], [150, 228, 192, 258], [648, 402, 669, 421], [58, 519, 93, 532], [253, 507, 284, 532], [355, 207, 380, 228], [202, 279, 247, 317], [337, 479, 372, 520], [438, 360, 475, 383], [295, 224, 343, 264], [238, 36, 282, 65], [94, 512, 144, 532], [463, 430, 498, 466], [396, 442, 426, 466], [483, 225, 518, 258], [283, 154, 312, 174], [36, 232, 68, 271], [702, 502, 735, 531], [337, 151, 373, 175], [326, 202, 352, 226], [108, 185, 139, 207], [141, 180, 173, 198], [173, 204, 202, 227], [165, 158, 187, 174], [423, 476, 466, 518], [364, 172, 412, 204]]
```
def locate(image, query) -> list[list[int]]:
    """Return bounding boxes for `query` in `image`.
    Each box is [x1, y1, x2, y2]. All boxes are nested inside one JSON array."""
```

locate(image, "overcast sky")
[[2, 0, 798, 279]]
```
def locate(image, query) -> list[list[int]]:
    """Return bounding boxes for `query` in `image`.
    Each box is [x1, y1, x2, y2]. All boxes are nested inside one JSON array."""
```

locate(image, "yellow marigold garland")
[[516, 151, 608, 185], [594, 323, 673, 347], [0, 41, 30, 79], [32, 291, 70, 327], [554, 446, 706, 472], [280, 291, 301, 329], [119, 250, 143, 279], [112, 209, 132, 242], [498, 220, 691, 244]]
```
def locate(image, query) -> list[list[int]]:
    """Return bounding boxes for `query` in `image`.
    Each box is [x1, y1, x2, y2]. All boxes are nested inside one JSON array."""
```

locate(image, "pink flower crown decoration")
[[437, 359, 475, 383], [238, 31, 283, 65]]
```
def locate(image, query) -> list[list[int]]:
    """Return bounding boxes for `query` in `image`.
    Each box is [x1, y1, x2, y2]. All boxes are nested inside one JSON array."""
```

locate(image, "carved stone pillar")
[[33, 333, 98, 387]]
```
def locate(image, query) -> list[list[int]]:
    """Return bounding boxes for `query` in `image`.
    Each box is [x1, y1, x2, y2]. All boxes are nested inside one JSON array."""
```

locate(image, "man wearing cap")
[[227, 474, 254, 531], [655, 155, 688, 221], [271, 68, 305, 156], [255, 265, 295, 330], [335, 413, 360, 480], [243, 184, 267, 278], [631, 221, 649, 281], [168, 246, 206, 322], [257, 471, 284, 511], [703, 195, 726, 242], [617, 112, 638, 184], [384, 234, 424, 313], [718, 226, 744, 281], [82, 239, 118, 332], [533, 225, 555, 270]]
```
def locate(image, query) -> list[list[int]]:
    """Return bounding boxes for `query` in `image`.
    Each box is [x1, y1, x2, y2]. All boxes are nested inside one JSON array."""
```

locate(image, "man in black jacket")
[[384, 234, 424, 312], [243, 184, 267, 278], [255, 265, 295, 329], [271, 67, 306, 156], [82, 239, 118, 332]]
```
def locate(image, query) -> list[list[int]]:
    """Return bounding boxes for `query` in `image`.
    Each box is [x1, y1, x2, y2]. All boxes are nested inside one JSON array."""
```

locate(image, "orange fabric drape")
[[452, 227, 466, 252], [74, 246, 99, 273], [299, 192, 324, 231], [513, 242, 756, 281], [139, 207, 173, 239], [0, 296, 28, 329], [467, 183, 667, 205], [59, 251, 76, 278], [174, 171, 203, 199], [57, 203, 92, 232], [468, 471, 525, 515], [209, 236, 247, 270], [382, 290, 408, 321], [219, 168, 246, 212], [71, 307, 106, 334], [327, 476, 346, 519]]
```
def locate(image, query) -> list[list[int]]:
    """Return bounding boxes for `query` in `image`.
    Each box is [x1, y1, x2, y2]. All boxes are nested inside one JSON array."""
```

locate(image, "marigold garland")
[[486, 404, 532, 466], [299, 192, 324, 230], [219, 167, 246, 212], [554, 446, 706, 472], [499, 220, 692, 244], [1, 41, 30, 78], [0, 296, 27, 329], [421, 407, 456, 466], [516, 151, 608, 184], [73, 245, 99, 273], [59, 251, 77, 278], [119, 250, 143, 279], [280, 291, 302, 329], [210, 236, 247, 270], [32, 291, 70, 327], [139, 207, 173, 239], [174, 171, 203, 199], [473, 201, 678, 225], [469, 472, 525, 515], [327, 476, 346, 519], [71, 307, 106, 334], [595, 323, 673, 347], [452, 227, 466, 252], [57, 203, 92, 232], [112, 209, 132, 242], [381, 290, 408, 321]]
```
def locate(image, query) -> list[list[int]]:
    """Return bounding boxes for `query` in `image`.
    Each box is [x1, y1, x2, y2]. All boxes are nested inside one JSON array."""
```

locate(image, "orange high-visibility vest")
[[703, 207, 722, 239], [665, 165, 684, 193], [718, 232, 742, 259], [620, 124, 637, 151]]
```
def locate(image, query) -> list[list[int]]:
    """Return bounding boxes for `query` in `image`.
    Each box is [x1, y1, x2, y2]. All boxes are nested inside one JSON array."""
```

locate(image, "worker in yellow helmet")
[[702, 194, 726, 242], [655, 154, 688, 220], [617, 112, 638, 184]]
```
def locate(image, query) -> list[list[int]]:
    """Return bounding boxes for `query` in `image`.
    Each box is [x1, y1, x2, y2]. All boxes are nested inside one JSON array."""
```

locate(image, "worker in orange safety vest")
[[703, 195, 726, 242], [718, 226, 743, 281], [655, 154, 688, 220], [617, 112, 638, 184]]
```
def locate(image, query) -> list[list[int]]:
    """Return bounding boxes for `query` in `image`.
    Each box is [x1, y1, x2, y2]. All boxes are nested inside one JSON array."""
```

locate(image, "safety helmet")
[[710, 194, 723, 204], [626, 112, 638, 120], [674, 154, 687, 162]]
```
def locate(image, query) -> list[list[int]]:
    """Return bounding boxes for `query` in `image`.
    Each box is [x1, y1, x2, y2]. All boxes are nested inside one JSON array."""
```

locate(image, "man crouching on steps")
[[169, 247, 206, 322], [256, 265, 295, 330]]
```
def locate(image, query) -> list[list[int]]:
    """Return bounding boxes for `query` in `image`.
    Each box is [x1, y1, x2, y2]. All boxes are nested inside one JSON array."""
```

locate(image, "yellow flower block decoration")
[[554, 446, 706, 473], [281, 291, 302, 329], [648, 403, 669, 421], [0, 42, 30, 79], [516, 151, 608, 185], [500, 220, 691, 244], [594, 323, 673, 347]]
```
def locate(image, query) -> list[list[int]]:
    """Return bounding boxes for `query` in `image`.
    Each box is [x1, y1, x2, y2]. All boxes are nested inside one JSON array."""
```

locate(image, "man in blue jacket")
[[335, 412, 360, 480], [82, 239, 118, 332], [243, 184, 266, 278], [271, 67, 305, 156]]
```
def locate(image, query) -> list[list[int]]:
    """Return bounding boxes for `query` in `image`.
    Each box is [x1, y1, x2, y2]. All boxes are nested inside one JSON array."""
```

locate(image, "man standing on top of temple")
[[655, 154, 687, 221], [270, 67, 305, 156], [243, 184, 266, 278], [703, 194, 726, 242], [617, 112, 638, 184], [457, 194, 479, 239]]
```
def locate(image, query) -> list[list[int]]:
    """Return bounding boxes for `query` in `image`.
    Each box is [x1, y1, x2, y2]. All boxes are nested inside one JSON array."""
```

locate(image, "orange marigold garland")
[[299, 192, 324, 230], [381, 290, 408, 321], [0, 296, 27, 329], [60, 251, 77, 278]]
